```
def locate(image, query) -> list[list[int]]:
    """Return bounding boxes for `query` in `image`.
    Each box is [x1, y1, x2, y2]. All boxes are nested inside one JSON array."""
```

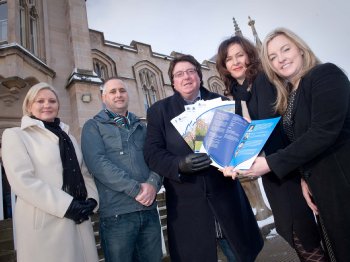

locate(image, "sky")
[[86, 0, 350, 74]]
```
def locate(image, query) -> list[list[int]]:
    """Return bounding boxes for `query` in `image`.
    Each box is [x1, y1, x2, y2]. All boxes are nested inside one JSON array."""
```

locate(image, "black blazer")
[[247, 72, 321, 249], [266, 63, 350, 261]]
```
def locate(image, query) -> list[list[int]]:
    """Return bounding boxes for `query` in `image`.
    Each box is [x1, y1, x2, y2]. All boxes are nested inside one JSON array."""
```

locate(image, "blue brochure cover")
[[202, 110, 280, 169]]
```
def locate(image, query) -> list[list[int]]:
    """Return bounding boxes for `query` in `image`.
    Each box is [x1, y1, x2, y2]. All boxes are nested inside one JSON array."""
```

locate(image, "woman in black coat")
[[144, 54, 263, 262], [216, 35, 327, 261], [228, 28, 350, 262]]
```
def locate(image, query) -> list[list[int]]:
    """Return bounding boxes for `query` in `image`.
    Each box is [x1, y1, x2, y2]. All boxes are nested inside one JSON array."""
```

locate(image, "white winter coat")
[[1, 116, 99, 262]]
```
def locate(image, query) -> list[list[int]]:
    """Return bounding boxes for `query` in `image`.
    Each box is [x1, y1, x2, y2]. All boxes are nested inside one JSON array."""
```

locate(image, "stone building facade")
[[0, 1, 271, 232], [0, 0, 225, 144]]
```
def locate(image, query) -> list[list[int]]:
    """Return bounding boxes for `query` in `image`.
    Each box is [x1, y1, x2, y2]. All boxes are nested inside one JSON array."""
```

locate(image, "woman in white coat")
[[1, 82, 99, 262]]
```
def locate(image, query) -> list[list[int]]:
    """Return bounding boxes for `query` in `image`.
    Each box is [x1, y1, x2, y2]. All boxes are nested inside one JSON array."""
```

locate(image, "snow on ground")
[[266, 228, 279, 239], [257, 215, 274, 228]]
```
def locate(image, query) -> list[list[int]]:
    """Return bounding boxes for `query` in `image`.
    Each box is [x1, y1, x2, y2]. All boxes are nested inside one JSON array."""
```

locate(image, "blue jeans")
[[218, 238, 238, 262], [100, 209, 162, 262]]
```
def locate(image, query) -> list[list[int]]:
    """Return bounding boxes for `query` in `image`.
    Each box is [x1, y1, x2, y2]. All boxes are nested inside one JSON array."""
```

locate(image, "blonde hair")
[[22, 82, 60, 116], [261, 28, 320, 114]]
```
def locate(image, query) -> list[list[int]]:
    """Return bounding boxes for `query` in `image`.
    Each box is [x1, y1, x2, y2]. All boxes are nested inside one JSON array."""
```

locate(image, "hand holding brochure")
[[171, 99, 280, 170]]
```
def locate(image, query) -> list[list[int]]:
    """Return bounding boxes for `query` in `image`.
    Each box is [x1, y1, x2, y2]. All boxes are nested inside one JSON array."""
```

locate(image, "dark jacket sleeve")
[[143, 103, 183, 182], [266, 63, 350, 178]]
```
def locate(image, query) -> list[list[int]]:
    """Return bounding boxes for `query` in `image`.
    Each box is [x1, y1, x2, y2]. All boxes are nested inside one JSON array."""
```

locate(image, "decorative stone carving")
[[0, 93, 19, 106], [2, 77, 27, 90], [0, 77, 28, 106], [248, 16, 262, 51], [233, 17, 243, 36]]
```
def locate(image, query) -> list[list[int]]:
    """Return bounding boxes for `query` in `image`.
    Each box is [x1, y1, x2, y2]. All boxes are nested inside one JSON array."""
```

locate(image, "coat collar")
[[94, 109, 141, 126], [169, 86, 226, 116], [21, 115, 70, 133], [172, 86, 217, 102]]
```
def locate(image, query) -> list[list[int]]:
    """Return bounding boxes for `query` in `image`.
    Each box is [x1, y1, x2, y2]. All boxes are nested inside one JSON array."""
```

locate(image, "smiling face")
[[102, 79, 129, 115], [29, 89, 59, 122], [267, 34, 304, 84], [172, 61, 201, 101], [225, 43, 250, 85]]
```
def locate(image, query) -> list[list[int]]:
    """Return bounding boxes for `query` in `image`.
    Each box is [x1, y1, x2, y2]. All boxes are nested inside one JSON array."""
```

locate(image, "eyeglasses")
[[173, 68, 197, 78]]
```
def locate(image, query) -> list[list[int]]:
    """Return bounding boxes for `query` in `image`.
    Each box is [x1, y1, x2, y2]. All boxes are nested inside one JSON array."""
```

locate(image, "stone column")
[[66, 75, 103, 142], [239, 177, 272, 220]]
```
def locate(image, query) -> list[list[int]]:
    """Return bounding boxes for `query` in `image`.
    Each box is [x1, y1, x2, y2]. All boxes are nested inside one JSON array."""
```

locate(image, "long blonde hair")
[[261, 28, 320, 114], [22, 82, 60, 116]]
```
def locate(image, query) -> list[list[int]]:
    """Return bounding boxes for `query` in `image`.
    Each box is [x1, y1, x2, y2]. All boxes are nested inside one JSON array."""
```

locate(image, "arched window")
[[19, 0, 39, 56], [208, 76, 225, 96], [0, 1, 7, 41], [134, 61, 165, 115], [91, 50, 117, 82], [139, 68, 157, 111], [93, 59, 108, 80]]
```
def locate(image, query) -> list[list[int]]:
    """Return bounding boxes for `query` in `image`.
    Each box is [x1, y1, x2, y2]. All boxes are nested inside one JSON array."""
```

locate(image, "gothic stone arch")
[[133, 60, 166, 112], [91, 49, 117, 80], [207, 76, 225, 96]]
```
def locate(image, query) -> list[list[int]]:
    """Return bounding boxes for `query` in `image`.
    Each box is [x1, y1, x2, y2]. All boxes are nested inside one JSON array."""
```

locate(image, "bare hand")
[[235, 157, 270, 178], [301, 178, 319, 215], [135, 183, 157, 206], [221, 166, 239, 180]]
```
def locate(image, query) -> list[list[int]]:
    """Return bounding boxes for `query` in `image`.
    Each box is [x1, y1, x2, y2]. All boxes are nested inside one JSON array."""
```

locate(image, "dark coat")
[[247, 73, 321, 250], [266, 63, 350, 261], [144, 87, 263, 262]]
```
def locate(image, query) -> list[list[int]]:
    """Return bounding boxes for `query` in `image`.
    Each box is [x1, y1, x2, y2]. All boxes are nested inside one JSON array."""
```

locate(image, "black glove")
[[64, 198, 96, 224], [178, 153, 212, 174], [82, 198, 97, 217]]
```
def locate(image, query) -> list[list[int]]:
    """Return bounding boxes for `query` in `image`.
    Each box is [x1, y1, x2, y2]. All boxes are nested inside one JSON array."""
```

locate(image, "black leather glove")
[[82, 198, 97, 217], [86, 198, 98, 209], [64, 198, 96, 224], [178, 153, 212, 174]]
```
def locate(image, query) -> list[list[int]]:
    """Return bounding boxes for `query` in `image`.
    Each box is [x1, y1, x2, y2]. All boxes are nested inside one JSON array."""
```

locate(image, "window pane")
[[30, 16, 38, 54], [20, 7, 26, 45], [151, 89, 157, 103], [143, 88, 150, 112], [139, 68, 158, 108], [0, 3, 7, 41]]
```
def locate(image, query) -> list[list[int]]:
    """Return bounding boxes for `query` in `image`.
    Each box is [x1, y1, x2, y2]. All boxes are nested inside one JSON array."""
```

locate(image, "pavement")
[[255, 234, 300, 262], [217, 233, 300, 262]]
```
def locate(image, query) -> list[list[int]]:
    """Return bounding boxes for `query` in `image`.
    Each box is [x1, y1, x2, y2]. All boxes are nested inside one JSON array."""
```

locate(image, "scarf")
[[104, 109, 130, 129], [32, 116, 87, 200], [230, 80, 251, 117]]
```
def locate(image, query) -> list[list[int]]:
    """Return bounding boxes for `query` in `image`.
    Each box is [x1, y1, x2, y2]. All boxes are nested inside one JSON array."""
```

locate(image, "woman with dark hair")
[[2, 82, 99, 262], [217, 36, 327, 262]]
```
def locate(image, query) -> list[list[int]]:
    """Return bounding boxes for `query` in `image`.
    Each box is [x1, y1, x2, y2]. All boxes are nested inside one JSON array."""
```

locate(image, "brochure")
[[171, 99, 236, 152], [202, 110, 280, 170], [171, 99, 280, 170]]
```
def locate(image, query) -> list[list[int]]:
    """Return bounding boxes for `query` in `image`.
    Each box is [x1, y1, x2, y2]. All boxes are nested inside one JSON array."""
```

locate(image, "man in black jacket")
[[144, 54, 263, 262]]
